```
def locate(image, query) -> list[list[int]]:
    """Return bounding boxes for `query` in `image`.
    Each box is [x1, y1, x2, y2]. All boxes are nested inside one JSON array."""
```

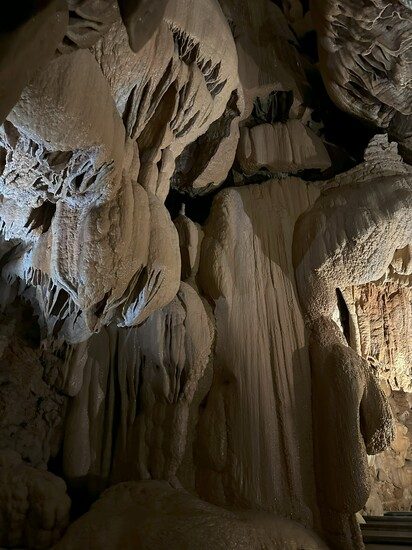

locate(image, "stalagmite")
[[293, 135, 411, 548]]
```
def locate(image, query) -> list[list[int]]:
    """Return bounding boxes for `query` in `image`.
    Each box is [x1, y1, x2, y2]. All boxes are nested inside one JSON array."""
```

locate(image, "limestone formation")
[[237, 120, 331, 175], [0, 45, 180, 343], [294, 135, 412, 324], [0, 1, 410, 548], [343, 281, 412, 515], [173, 207, 204, 282], [92, 3, 242, 198], [197, 178, 319, 522], [61, 0, 119, 52], [312, 0, 412, 154], [55, 480, 328, 550], [0, 450, 70, 549], [0, 304, 65, 469], [0, 0, 252, 343], [365, 389, 412, 515], [309, 317, 393, 549], [0, 1, 68, 123], [219, 0, 309, 119], [293, 135, 412, 548], [344, 282, 412, 393], [62, 283, 213, 494], [118, 0, 170, 52]]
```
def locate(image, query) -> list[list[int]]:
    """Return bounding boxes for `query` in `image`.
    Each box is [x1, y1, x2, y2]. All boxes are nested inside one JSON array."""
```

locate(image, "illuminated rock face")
[[0, 2, 411, 549], [0, 0, 243, 343], [293, 135, 411, 549], [312, 0, 412, 158], [345, 283, 412, 394], [344, 282, 412, 516], [196, 177, 318, 522]]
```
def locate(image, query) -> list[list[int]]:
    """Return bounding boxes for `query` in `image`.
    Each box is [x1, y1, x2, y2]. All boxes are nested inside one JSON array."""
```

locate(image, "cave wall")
[[0, 1, 411, 549], [344, 282, 412, 515]]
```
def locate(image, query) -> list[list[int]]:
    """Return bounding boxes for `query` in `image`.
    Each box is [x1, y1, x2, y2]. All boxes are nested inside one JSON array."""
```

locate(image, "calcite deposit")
[[0, 449, 70, 549], [55, 481, 328, 550], [0, 1, 411, 549], [312, 0, 412, 137], [344, 281, 412, 516], [197, 177, 318, 521]]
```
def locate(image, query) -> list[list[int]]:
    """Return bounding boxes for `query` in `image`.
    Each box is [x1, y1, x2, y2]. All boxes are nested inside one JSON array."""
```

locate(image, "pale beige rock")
[[0, 449, 70, 549], [118, 0, 170, 52], [0, 0, 244, 347], [118, 191, 180, 328], [344, 283, 412, 393], [309, 316, 393, 549], [342, 280, 412, 515], [292, 135, 411, 548], [171, 89, 243, 195], [365, 390, 412, 515], [92, 2, 242, 198], [62, 283, 213, 493], [312, 0, 412, 144], [294, 135, 412, 324], [0, 0, 68, 123], [0, 48, 180, 342], [54, 480, 328, 550], [219, 0, 309, 119], [197, 178, 319, 524], [0, 3, 410, 549], [237, 120, 331, 175], [113, 282, 214, 485], [60, 0, 118, 52]]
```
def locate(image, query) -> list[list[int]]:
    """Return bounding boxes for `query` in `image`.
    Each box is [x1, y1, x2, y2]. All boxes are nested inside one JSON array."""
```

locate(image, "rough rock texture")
[[309, 317, 393, 549], [219, 0, 309, 119], [55, 480, 328, 550], [343, 281, 412, 514], [294, 135, 412, 324], [0, 0, 68, 123], [0, 46, 180, 343], [92, 0, 242, 198], [62, 283, 213, 494], [0, 449, 70, 549], [293, 135, 411, 548], [312, 0, 412, 154], [197, 177, 319, 523], [365, 389, 412, 515], [219, 0, 317, 184], [0, 0, 254, 343], [237, 120, 331, 175], [345, 282, 412, 393], [60, 0, 119, 52], [0, 305, 65, 469], [0, 1, 410, 548]]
